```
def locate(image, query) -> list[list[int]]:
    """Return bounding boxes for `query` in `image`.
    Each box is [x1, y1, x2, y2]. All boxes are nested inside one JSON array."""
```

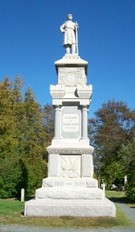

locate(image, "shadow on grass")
[[16, 195, 34, 201], [24, 196, 34, 201], [108, 196, 127, 204], [106, 191, 128, 204]]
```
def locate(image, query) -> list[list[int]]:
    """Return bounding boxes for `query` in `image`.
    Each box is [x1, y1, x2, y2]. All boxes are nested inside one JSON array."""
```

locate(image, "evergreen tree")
[[0, 78, 50, 197], [0, 78, 22, 197], [20, 88, 48, 195]]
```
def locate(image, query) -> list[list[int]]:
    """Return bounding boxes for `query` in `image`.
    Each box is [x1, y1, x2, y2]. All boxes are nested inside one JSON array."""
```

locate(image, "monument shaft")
[[48, 54, 94, 180]]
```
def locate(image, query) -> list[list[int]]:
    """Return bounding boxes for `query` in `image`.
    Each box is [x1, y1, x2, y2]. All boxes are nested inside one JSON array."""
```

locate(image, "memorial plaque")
[[61, 106, 81, 138]]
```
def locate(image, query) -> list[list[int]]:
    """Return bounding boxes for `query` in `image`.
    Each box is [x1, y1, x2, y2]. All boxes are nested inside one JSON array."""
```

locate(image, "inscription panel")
[[61, 107, 81, 138], [63, 114, 79, 132]]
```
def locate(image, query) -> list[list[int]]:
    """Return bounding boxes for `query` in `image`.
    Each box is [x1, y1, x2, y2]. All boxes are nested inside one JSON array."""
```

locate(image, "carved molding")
[[47, 147, 94, 154], [58, 67, 86, 86]]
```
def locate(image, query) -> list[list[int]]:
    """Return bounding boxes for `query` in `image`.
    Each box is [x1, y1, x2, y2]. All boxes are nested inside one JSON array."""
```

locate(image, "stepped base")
[[25, 198, 116, 217], [36, 187, 104, 200], [42, 177, 98, 188]]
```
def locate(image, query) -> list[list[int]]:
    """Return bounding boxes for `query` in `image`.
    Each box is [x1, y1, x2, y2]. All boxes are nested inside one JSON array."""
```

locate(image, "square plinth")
[[25, 198, 116, 217]]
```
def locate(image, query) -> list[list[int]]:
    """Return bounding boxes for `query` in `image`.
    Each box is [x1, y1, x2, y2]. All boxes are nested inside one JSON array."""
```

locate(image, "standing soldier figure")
[[60, 14, 78, 54]]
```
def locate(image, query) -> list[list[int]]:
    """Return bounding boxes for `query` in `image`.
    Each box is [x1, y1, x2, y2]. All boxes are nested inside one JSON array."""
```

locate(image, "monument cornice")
[[47, 146, 94, 154], [55, 55, 88, 75]]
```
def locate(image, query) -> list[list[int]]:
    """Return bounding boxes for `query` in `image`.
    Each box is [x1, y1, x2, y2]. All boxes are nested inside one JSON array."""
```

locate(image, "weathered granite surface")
[[25, 198, 116, 217]]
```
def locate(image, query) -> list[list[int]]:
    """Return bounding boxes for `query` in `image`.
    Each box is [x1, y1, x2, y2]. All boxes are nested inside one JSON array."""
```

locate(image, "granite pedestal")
[[25, 55, 116, 217]]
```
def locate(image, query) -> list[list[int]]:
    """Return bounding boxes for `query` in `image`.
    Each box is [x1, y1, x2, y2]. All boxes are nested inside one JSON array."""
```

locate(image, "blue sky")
[[0, 0, 135, 117]]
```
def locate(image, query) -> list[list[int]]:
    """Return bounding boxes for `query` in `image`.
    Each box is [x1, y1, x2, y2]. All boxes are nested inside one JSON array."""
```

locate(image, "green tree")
[[126, 159, 135, 202], [20, 88, 48, 195], [0, 78, 22, 197], [88, 100, 135, 187], [0, 78, 50, 197], [118, 140, 135, 201], [43, 104, 55, 162]]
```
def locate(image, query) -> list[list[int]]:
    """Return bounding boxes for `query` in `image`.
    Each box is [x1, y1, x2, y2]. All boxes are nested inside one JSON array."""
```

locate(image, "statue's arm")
[[60, 23, 65, 33]]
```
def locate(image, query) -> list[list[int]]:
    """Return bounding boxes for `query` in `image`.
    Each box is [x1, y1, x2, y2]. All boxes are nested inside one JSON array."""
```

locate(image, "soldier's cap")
[[67, 13, 72, 18]]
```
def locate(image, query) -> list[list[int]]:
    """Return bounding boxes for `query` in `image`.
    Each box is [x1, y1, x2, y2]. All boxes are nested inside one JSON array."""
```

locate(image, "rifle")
[[75, 22, 79, 55]]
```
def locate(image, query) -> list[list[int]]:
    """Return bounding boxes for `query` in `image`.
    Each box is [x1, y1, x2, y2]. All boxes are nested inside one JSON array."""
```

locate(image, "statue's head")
[[67, 14, 73, 20]]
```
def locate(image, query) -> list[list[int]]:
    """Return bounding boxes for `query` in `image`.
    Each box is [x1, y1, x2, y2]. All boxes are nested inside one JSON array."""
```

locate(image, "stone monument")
[[25, 14, 116, 217]]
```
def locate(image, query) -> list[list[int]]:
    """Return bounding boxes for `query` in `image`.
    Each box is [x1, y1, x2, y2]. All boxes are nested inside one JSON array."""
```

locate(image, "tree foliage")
[[43, 104, 54, 143], [126, 158, 135, 202], [118, 140, 135, 202], [88, 100, 135, 188], [0, 77, 51, 198]]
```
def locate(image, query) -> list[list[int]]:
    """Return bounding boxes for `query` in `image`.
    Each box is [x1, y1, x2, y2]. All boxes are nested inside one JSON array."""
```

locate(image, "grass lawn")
[[106, 190, 126, 201], [0, 191, 134, 228]]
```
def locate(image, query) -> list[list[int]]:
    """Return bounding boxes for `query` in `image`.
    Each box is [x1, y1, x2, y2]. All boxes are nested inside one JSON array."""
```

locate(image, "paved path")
[[0, 224, 135, 232], [0, 203, 135, 232], [116, 202, 135, 223]]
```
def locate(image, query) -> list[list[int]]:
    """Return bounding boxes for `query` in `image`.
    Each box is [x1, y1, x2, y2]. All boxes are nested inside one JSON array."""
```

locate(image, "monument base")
[[25, 198, 116, 217], [24, 177, 116, 217], [24, 51, 116, 217]]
